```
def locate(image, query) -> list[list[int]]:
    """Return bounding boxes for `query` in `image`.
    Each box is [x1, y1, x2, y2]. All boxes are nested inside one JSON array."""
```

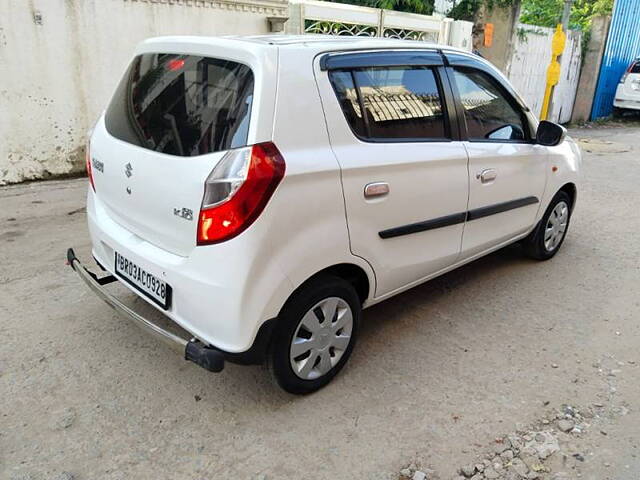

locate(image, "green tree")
[[328, 0, 435, 14], [447, 0, 482, 21], [448, 0, 515, 21], [376, 0, 434, 14], [519, 0, 614, 31], [327, 0, 377, 8]]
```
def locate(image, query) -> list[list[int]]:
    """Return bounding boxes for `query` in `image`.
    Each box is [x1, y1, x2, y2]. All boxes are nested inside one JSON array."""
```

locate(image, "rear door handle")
[[364, 182, 390, 198], [476, 169, 497, 184]]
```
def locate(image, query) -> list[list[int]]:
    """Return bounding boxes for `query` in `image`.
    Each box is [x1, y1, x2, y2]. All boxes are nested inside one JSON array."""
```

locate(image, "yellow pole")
[[540, 24, 566, 121]]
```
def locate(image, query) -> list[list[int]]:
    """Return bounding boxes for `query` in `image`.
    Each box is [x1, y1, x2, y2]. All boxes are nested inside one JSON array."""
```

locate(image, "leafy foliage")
[[328, 0, 613, 28], [448, 0, 515, 21], [327, 0, 376, 8], [520, 0, 614, 31], [376, 0, 434, 14], [447, 0, 481, 21], [327, 0, 434, 15]]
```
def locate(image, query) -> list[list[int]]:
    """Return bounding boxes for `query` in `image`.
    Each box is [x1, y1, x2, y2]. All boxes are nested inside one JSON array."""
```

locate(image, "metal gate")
[[508, 24, 582, 123], [591, 0, 640, 119]]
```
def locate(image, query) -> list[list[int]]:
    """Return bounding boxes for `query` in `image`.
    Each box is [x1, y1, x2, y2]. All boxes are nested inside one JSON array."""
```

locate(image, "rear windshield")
[[631, 61, 640, 74], [105, 53, 254, 157]]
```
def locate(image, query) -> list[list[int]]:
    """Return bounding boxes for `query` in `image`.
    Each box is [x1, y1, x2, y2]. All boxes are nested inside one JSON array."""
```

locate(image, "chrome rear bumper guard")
[[66, 248, 224, 373]]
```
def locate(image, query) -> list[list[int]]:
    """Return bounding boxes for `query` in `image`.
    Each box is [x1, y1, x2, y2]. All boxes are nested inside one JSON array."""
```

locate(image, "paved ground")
[[1, 126, 639, 480]]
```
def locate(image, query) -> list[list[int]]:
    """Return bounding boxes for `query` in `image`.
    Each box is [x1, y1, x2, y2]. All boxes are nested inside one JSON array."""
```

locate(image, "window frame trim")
[[320, 49, 443, 71], [327, 62, 458, 144]]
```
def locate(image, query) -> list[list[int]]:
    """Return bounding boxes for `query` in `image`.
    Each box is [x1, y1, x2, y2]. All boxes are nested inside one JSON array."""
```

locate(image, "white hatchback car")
[[614, 57, 640, 114], [68, 35, 581, 393]]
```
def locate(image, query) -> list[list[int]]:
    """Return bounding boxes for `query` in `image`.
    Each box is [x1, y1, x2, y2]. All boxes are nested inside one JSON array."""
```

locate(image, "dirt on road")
[[1, 126, 639, 480]]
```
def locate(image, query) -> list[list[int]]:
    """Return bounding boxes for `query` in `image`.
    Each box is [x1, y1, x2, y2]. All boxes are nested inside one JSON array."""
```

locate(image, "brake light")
[[86, 136, 95, 192], [167, 58, 185, 71], [197, 142, 285, 245]]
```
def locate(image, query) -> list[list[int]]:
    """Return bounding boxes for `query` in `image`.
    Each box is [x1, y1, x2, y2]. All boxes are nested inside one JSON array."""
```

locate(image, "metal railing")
[[287, 0, 472, 49]]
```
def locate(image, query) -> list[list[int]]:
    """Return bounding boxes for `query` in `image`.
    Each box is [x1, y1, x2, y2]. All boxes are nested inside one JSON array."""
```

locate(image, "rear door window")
[[329, 66, 449, 141], [105, 54, 254, 157]]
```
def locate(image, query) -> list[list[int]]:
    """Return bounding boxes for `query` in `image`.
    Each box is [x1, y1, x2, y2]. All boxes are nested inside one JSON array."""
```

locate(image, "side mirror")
[[486, 124, 526, 141], [536, 120, 567, 146]]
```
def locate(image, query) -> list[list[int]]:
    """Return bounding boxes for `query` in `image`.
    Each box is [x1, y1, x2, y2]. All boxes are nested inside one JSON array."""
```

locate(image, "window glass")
[[330, 66, 448, 140], [105, 54, 254, 157], [328, 71, 367, 137], [630, 61, 640, 74], [452, 67, 527, 141]]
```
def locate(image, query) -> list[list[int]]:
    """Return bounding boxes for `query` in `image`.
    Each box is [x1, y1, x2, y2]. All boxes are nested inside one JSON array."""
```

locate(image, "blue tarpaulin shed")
[[591, 0, 640, 119]]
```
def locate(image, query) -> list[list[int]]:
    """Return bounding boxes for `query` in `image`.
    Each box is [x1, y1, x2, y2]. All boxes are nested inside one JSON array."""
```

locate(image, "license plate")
[[114, 251, 172, 309]]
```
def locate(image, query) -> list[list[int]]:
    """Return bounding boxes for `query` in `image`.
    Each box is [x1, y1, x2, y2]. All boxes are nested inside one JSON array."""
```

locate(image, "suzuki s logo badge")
[[125, 163, 133, 178], [174, 207, 193, 221]]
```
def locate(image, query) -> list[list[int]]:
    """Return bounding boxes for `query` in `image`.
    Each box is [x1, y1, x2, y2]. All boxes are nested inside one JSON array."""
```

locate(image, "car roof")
[[227, 34, 470, 53], [227, 34, 435, 47], [141, 34, 469, 56]]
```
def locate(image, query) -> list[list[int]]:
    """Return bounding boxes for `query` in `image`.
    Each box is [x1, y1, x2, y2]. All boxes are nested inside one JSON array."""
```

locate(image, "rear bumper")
[[66, 248, 273, 372], [85, 188, 287, 355], [614, 85, 640, 110], [613, 99, 640, 110]]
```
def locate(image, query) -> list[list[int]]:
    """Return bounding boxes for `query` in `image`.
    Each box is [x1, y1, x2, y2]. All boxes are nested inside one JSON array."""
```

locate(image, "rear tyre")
[[522, 191, 572, 261], [612, 106, 625, 118], [268, 275, 361, 394]]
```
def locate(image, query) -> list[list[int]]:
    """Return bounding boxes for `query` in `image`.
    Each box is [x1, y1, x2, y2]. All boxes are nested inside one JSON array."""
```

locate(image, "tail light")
[[197, 142, 285, 245], [85, 136, 95, 192]]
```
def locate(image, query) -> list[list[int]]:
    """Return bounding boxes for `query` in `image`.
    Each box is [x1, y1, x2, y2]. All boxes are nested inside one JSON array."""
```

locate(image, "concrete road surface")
[[1, 126, 639, 480]]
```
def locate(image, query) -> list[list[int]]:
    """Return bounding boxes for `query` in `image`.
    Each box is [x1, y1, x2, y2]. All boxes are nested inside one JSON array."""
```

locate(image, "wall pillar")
[[571, 15, 611, 123], [474, 0, 522, 72]]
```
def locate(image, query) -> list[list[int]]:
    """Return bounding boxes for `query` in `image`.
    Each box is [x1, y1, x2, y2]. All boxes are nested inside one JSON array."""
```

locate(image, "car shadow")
[[110, 241, 540, 402], [358, 243, 529, 341]]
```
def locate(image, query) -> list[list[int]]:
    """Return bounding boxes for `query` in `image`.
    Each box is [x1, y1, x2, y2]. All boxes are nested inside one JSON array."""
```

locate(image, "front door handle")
[[364, 182, 390, 199], [476, 169, 497, 184]]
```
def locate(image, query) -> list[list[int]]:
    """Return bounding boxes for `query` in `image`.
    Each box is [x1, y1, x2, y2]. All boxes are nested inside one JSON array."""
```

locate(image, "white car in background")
[[68, 35, 581, 394], [614, 57, 640, 114]]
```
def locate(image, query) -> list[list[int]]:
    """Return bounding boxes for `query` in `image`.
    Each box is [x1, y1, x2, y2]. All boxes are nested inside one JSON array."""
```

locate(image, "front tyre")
[[523, 191, 572, 260], [269, 275, 361, 394]]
